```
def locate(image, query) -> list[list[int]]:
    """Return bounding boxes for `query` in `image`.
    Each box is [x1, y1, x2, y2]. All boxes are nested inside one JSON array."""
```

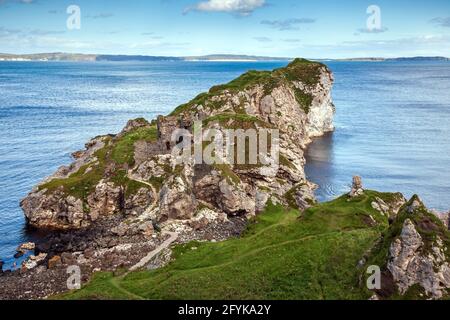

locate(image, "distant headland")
[[0, 52, 448, 62]]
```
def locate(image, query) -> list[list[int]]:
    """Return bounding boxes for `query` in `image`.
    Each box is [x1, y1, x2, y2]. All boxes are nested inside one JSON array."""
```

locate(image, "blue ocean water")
[[0, 60, 449, 269]]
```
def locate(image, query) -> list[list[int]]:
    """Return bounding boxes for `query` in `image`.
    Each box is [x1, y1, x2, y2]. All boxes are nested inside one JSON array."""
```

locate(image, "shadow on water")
[[305, 131, 341, 202]]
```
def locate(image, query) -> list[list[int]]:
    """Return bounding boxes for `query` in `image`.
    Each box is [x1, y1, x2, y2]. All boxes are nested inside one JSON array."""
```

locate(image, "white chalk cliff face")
[[21, 59, 335, 230], [305, 70, 335, 138]]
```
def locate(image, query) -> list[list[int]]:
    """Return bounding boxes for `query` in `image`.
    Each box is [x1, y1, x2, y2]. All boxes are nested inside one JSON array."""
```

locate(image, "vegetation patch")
[[39, 141, 111, 200], [280, 58, 324, 87], [111, 126, 158, 166], [148, 176, 165, 192], [58, 192, 403, 300], [293, 87, 314, 114], [284, 183, 310, 209], [39, 121, 158, 202], [170, 58, 325, 117], [213, 164, 241, 185]]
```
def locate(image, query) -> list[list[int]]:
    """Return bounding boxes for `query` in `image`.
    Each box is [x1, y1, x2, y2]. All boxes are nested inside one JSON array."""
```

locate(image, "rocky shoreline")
[[0, 211, 247, 300], [2, 58, 449, 300]]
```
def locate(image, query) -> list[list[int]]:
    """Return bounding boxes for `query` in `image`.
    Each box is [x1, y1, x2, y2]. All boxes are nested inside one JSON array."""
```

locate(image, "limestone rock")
[[218, 179, 255, 217], [17, 242, 35, 253], [118, 118, 151, 137], [159, 174, 197, 221], [21, 59, 335, 231], [22, 253, 47, 271], [125, 187, 154, 216], [21, 188, 85, 230], [188, 208, 229, 230], [349, 176, 364, 198], [388, 219, 450, 299], [87, 180, 124, 221], [138, 221, 154, 239]]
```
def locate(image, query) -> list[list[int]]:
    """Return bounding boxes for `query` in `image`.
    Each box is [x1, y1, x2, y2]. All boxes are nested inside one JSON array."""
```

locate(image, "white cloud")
[[261, 18, 316, 31], [185, 0, 265, 16], [430, 17, 450, 28]]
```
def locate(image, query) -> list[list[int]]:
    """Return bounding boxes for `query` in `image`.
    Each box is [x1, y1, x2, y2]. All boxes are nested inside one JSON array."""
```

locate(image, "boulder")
[[87, 180, 124, 221], [138, 221, 154, 239], [22, 253, 47, 271], [159, 175, 197, 221], [60, 252, 77, 266], [17, 242, 35, 253], [48, 255, 62, 269], [188, 208, 228, 230], [118, 118, 151, 137]]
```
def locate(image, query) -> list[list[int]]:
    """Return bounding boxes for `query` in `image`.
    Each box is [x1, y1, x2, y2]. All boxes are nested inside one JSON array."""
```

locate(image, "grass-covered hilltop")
[[4, 58, 449, 300]]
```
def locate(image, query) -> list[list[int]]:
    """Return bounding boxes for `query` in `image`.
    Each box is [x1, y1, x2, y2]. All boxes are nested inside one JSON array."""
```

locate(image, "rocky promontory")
[[1, 58, 335, 299], [21, 58, 335, 231], [2, 58, 449, 300]]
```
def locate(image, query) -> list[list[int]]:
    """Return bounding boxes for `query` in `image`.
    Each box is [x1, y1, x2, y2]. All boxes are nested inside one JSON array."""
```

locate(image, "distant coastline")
[[0, 52, 448, 62]]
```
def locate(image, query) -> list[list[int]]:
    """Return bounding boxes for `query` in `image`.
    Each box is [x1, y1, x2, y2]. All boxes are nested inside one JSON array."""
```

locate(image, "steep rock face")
[[367, 196, 450, 300], [388, 219, 450, 299], [21, 59, 335, 230]]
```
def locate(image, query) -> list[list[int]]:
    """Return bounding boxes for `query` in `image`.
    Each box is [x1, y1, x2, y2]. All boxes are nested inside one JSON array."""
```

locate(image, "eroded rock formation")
[[21, 58, 335, 231]]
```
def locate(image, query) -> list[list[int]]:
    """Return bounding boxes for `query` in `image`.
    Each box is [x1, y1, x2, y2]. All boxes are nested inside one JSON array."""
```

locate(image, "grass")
[[111, 126, 158, 166], [293, 88, 314, 114], [39, 122, 158, 202], [39, 142, 111, 201], [58, 191, 400, 300], [213, 164, 241, 185], [281, 58, 325, 87], [203, 113, 267, 129], [170, 58, 326, 116]]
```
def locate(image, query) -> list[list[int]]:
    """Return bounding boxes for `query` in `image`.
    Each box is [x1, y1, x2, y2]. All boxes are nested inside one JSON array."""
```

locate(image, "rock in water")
[[17, 242, 35, 253]]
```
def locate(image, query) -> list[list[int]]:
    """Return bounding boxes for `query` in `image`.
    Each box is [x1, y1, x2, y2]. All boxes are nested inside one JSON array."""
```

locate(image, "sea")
[[0, 59, 449, 269]]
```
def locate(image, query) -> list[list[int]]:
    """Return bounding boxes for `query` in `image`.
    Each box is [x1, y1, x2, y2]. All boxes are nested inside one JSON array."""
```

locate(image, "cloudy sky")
[[0, 0, 449, 58]]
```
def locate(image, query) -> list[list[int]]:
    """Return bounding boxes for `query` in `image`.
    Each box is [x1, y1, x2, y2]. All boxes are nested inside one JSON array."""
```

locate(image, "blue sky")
[[0, 0, 449, 58]]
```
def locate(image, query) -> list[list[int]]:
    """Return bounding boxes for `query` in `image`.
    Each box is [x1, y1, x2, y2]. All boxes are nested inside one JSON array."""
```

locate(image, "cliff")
[[21, 58, 335, 231]]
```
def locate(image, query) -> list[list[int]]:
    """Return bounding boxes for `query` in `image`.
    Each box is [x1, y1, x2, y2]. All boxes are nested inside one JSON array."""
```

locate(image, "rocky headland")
[[1, 59, 449, 300]]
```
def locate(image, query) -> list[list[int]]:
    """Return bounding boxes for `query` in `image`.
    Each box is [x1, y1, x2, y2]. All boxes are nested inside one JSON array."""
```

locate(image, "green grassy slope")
[[59, 191, 397, 300]]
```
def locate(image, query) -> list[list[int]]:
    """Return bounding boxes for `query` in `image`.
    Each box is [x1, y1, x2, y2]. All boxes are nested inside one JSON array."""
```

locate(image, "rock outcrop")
[[21, 58, 335, 231], [349, 176, 364, 198], [367, 195, 450, 300]]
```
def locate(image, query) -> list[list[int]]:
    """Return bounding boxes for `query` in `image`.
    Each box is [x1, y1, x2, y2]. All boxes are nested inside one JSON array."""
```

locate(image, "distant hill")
[[0, 53, 448, 62], [0, 53, 290, 62], [183, 54, 291, 61], [330, 56, 449, 62]]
